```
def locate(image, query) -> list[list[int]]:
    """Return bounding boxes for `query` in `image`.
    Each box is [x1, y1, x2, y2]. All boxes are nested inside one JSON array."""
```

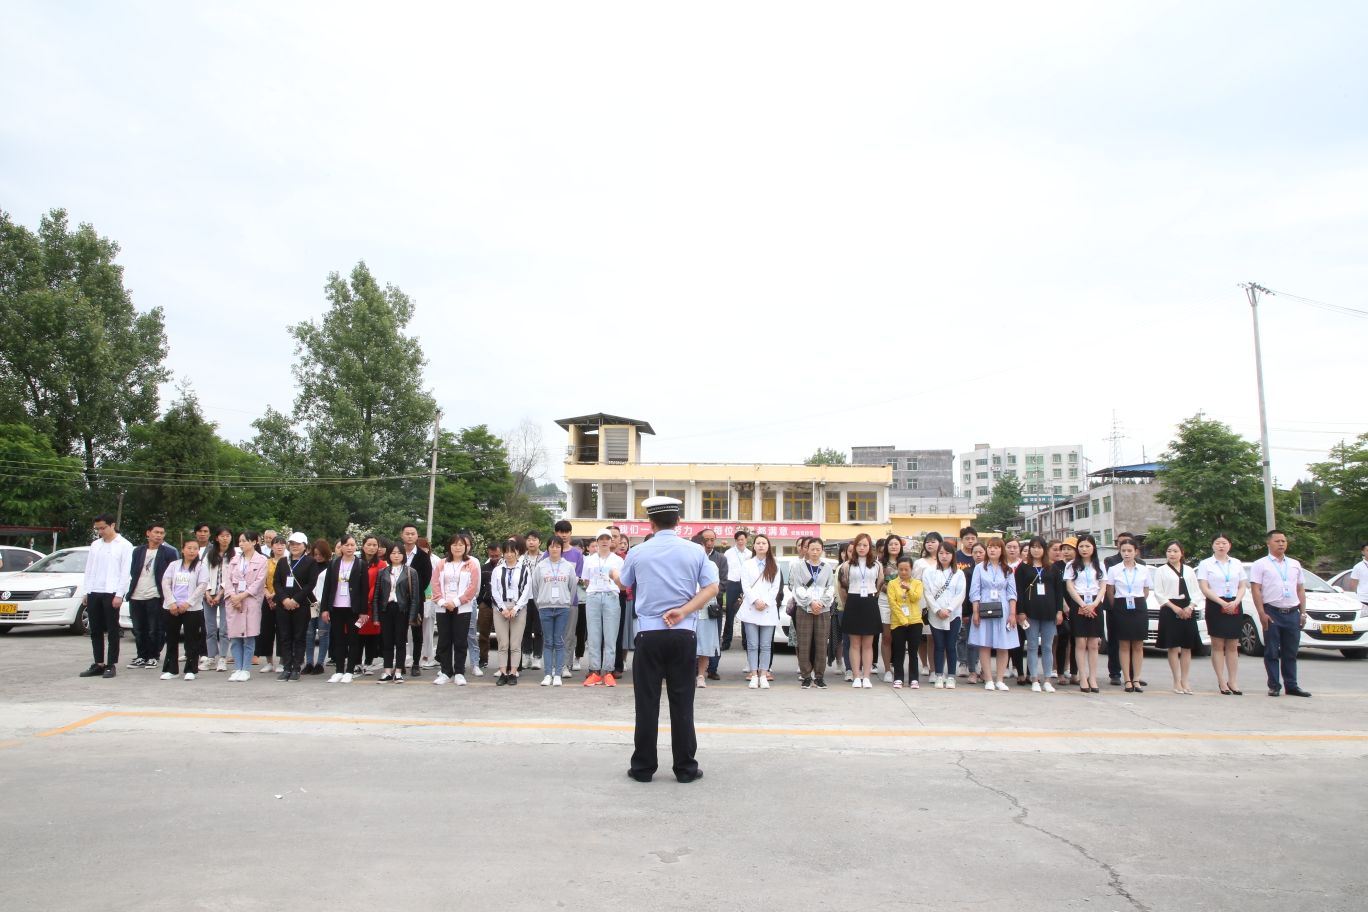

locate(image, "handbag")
[[979, 601, 1004, 620]]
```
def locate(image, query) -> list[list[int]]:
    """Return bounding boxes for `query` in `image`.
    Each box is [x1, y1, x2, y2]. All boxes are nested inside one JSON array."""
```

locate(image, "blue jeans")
[[306, 616, 331, 667], [1263, 609, 1301, 691], [1023, 618, 1058, 679], [586, 591, 621, 673], [743, 622, 774, 676], [230, 636, 256, 670], [541, 606, 570, 675], [933, 619, 961, 676], [204, 601, 228, 659]]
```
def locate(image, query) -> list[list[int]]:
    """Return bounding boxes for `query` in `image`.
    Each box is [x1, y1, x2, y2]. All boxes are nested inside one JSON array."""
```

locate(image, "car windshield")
[[24, 550, 87, 573], [1302, 570, 1335, 594]]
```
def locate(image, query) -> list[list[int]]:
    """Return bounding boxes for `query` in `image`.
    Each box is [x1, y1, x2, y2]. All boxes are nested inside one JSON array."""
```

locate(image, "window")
[[1007, 454, 1017, 465], [1052, 468, 1062, 479], [604, 427, 630, 464], [1005, 469, 1017, 478], [909, 479, 919, 491], [962, 474, 971, 484], [962, 459, 971, 470], [1069, 452, 1079, 464], [1091, 498, 1100, 515], [991, 455, 1001, 466], [1103, 529, 1114, 545], [1077, 503, 1089, 519], [761, 490, 776, 522], [825, 491, 841, 523], [1028, 484, 1042, 494], [976, 486, 989, 496], [701, 489, 728, 521], [1068, 468, 1079, 478], [908, 458, 919, 471], [846, 492, 877, 522], [737, 492, 753, 520], [783, 488, 812, 521], [633, 489, 650, 518], [975, 458, 988, 466], [976, 471, 988, 480], [1069, 485, 1080, 494], [1052, 453, 1062, 464], [1102, 496, 1112, 514], [1027, 454, 1043, 465], [1053, 485, 1063, 495], [602, 483, 628, 519]]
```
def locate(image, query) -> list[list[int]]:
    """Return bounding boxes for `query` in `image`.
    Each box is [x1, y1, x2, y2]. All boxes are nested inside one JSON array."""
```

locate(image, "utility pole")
[[115, 489, 126, 530], [425, 409, 442, 541], [1242, 282, 1277, 531]]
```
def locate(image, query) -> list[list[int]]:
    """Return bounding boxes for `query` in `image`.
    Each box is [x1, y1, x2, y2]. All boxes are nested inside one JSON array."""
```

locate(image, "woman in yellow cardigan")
[[887, 557, 925, 689]]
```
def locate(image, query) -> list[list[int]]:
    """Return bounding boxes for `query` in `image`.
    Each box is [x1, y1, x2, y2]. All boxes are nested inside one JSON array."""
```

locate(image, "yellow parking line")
[[30, 709, 1368, 743]]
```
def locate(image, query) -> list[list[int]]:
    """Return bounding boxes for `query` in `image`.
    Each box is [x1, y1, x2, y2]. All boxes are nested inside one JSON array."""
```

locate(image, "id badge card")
[[991, 589, 1002, 602], [286, 574, 297, 588], [237, 578, 248, 593], [1223, 588, 1233, 599], [551, 585, 564, 602], [1125, 596, 1136, 611], [859, 573, 870, 597], [1036, 583, 1046, 596]]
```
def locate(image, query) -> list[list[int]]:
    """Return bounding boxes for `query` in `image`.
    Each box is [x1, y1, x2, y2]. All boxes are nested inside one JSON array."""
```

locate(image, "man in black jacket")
[[273, 532, 321, 681], [401, 524, 433, 676], [124, 521, 180, 669]]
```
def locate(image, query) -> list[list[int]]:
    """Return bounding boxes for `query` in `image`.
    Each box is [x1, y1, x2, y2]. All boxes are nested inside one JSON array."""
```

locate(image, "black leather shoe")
[[277, 669, 290, 681], [627, 770, 653, 783], [102, 666, 116, 678], [1287, 687, 1313, 698], [79, 664, 104, 678], [706, 671, 720, 681], [289, 670, 300, 681], [507, 675, 518, 686], [1268, 687, 1281, 697], [496, 674, 508, 686], [675, 769, 704, 784]]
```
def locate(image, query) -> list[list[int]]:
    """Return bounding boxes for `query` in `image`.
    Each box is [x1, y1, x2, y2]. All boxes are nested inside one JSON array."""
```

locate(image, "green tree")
[[0, 208, 168, 487], [974, 474, 1024, 532], [1156, 415, 1266, 556], [1309, 434, 1368, 564], [804, 447, 847, 466], [119, 391, 221, 536], [0, 422, 83, 526]]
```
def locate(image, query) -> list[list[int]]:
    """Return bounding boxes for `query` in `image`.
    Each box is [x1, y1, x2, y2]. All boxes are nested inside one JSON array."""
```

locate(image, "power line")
[[1265, 287, 1368, 320]]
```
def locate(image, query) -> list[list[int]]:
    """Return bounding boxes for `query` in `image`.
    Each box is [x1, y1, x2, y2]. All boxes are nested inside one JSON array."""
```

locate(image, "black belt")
[[1269, 605, 1300, 614]]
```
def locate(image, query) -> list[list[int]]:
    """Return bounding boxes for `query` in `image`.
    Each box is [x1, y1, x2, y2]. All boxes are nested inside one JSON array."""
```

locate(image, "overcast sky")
[[3, 1, 1365, 490]]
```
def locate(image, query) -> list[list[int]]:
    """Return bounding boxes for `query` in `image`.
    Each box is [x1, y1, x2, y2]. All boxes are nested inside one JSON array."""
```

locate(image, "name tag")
[[1125, 596, 1136, 611], [551, 586, 564, 601], [1036, 583, 1046, 596], [990, 589, 1002, 601], [286, 575, 296, 588], [1224, 589, 1233, 598], [237, 579, 248, 593]]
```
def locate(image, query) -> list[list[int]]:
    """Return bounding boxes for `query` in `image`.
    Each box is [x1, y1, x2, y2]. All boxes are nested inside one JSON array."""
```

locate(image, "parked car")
[[0, 546, 44, 573], [0, 547, 91, 635], [1233, 569, 1367, 659]]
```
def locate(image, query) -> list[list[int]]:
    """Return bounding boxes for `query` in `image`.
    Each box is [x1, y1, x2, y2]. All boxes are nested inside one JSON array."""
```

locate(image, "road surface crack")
[[954, 751, 1149, 912]]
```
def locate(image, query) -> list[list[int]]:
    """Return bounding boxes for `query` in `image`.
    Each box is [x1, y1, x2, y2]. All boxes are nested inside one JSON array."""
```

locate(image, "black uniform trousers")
[[630, 628, 699, 779], [161, 608, 204, 675], [275, 604, 310, 672], [522, 600, 542, 665], [87, 592, 122, 667], [329, 608, 363, 673]]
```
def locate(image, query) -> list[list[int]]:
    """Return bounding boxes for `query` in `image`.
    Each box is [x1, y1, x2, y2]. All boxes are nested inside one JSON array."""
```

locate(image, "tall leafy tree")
[[119, 390, 221, 536], [1156, 415, 1267, 556], [0, 422, 83, 526], [804, 447, 847, 466], [1309, 434, 1368, 564], [0, 208, 168, 486], [974, 474, 1024, 532]]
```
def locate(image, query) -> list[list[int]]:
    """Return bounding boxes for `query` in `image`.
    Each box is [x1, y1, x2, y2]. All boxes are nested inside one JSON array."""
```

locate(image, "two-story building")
[[557, 414, 971, 554]]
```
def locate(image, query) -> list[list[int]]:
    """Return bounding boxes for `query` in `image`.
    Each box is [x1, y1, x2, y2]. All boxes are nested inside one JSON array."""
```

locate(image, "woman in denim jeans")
[[201, 526, 234, 672], [1014, 536, 1063, 694], [304, 539, 332, 674], [521, 537, 577, 687], [923, 545, 965, 688]]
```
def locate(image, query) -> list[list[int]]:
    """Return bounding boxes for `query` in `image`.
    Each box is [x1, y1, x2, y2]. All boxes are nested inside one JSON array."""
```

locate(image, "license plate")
[[1320, 623, 1353, 635], [0, 603, 16, 615]]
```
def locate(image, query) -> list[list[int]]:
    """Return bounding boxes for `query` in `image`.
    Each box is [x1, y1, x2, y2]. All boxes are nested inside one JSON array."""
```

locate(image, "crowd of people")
[[75, 515, 1320, 699]]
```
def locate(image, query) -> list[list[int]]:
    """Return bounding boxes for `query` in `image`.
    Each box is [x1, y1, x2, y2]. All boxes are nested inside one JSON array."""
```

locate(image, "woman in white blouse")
[[1104, 539, 1153, 693], [736, 534, 782, 690], [1196, 534, 1247, 695], [1152, 541, 1202, 694], [922, 544, 966, 688]]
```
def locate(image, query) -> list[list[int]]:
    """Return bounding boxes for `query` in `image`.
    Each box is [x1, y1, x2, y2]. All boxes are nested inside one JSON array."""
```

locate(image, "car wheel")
[[1239, 617, 1264, 657], [1341, 648, 1368, 660], [69, 604, 89, 636]]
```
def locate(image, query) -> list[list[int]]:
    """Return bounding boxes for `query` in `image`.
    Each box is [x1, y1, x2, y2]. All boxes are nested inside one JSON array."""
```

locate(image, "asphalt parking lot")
[[1, 627, 1365, 912]]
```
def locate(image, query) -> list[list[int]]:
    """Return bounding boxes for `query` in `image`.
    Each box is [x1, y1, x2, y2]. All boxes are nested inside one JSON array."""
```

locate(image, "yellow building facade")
[[557, 414, 973, 554]]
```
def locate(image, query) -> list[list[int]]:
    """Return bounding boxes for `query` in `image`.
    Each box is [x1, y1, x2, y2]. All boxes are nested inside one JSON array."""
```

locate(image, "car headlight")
[[35, 586, 77, 600]]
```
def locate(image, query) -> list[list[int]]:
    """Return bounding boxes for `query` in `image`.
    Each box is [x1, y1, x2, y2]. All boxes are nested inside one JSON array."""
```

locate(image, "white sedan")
[[1234, 569, 1367, 660], [0, 547, 107, 636]]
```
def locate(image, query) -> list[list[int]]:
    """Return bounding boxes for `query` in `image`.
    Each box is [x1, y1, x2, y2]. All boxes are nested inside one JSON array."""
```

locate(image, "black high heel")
[[1230, 687, 1243, 695], [1220, 687, 1232, 695]]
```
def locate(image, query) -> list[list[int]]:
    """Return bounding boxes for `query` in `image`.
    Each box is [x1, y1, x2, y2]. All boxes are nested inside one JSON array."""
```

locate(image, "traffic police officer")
[[619, 496, 719, 783]]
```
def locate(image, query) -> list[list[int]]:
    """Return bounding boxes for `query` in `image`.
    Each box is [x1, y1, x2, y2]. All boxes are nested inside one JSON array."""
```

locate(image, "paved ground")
[[1, 627, 1365, 912]]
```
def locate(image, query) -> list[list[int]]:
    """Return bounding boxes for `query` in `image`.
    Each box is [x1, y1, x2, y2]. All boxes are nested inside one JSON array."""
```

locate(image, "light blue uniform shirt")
[[619, 529, 719, 633]]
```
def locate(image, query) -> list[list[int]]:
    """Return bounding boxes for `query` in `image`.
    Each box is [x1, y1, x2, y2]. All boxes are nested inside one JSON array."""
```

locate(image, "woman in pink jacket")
[[430, 533, 481, 686], [226, 530, 269, 682]]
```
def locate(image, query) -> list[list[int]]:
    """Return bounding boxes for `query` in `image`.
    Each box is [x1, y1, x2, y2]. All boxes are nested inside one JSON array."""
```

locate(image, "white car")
[[1234, 569, 1367, 659], [0, 546, 44, 574], [0, 547, 99, 635]]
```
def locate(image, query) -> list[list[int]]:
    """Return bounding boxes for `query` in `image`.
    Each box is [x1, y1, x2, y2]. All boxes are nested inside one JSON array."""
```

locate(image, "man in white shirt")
[[1249, 529, 1311, 698], [80, 512, 134, 679], [1347, 543, 1368, 603], [720, 531, 751, 653]]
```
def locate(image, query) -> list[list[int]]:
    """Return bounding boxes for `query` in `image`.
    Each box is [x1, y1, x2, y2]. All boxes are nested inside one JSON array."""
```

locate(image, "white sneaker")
[[541, 675, 553, 687], [328, 672, 343, 684], [454, 674, 467, 686], [946, 677, 956, 689], [199, 656, 210, 671], [1031, 681, 1042, 693], [934, 676, 945, 689], [473, 666, 484, 677], [748, 676, 759, 689], [844, 670, 854, 682], [572, 660, 581, 671], [1043, 681, 1056, 693], [216, 657, 227, 672], [882, 671, 894, 684], [420, 658, 437, 668], [893, 680, 903, 689], [985, 681, 996, 691], [552, 675, 563, 687], [370, 657, 384, 670], [433, 673, 451, 685], [340, 673, 353, 683], [259, 662, 273, 674], [862, 677, 873, 689], [561, 667, 573, 679], [759, 675, 770, 689], [852, 678, 862, 689], [995, 681, 1010, 691], [696, 675, 706, 688], [160, 671, 173, 680], [184, 672, 196, 681], [532, 657, 543, 670]]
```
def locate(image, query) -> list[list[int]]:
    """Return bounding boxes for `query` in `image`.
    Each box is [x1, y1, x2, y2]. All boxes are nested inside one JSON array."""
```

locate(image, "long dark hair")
[[850, 533, 877, 568], [362, 535, 382, 567], [879, 534, 904, 567], [207, 526, 233, 568], [1027, 535, 1049, 568], [1071, 533, 1102, 576], [752, 534, 778, 582]]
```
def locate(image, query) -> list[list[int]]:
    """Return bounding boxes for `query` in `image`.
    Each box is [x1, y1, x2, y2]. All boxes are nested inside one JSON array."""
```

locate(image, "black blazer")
[[124, 543, 180, 601], [372, 565, 422, 622], [320, 556, 371, 615], [273, 554, 321, 611]]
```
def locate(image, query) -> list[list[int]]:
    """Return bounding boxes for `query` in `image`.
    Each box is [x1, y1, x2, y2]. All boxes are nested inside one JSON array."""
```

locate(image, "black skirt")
[[1205, 598, 1244, 640], [1156, 601, 1200, 649], [1071, 604, 1105, 639], [1109, 600, 1148, 642], [843, 593, 881, 636]]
